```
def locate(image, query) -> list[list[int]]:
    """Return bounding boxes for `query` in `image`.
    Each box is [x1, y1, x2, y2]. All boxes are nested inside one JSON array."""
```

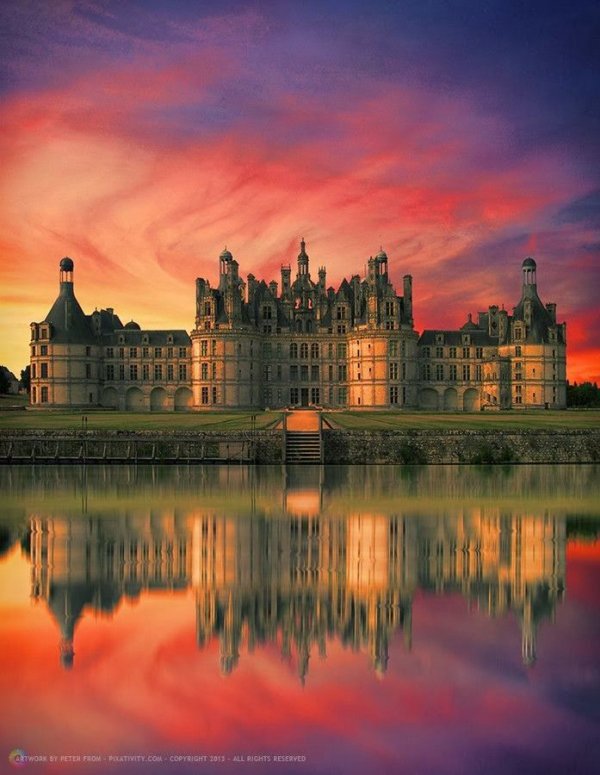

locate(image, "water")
[[1, 464, 599, 775]]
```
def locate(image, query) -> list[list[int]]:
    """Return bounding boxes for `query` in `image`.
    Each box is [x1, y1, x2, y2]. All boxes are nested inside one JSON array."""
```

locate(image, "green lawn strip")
[[324, 411, 600, 431]]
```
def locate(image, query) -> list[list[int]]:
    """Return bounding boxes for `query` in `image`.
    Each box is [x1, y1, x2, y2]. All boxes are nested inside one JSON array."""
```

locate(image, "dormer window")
[[119, 335, 125, 344], [462, 334, 470, 345], [514, 327, 523, 340], [142, 334, 149, 345], [262, 305, 272, 319], [167, 335, 173, 344], [435, 334, 444, 345], [204, 302, 211, 316]]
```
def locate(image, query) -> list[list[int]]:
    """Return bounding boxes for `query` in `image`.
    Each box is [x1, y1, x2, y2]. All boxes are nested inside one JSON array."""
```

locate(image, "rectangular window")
[[201, 340, 208, 356], [402, 362, 406, 379], [154, 364, 162, 380], [212, 362, 216, 379], [179, 364, 187, 381], [31, 346, 36, 356], [311, 365, 319, 381], [40, 345, 48, 356], [85, 346, 91, 356], [463, 347, 470, 359], [389, 340, 398, 357], [328, 364, 333, 381], [41, 362, 48, 378], [422, 364, 431, 380], [422, 346, 430, 357], [167, 347, 173, 358], [390, 386, 399, 405], [179, 347, 187, 358], [301, 365, 309, 381], [167, 364, 174, 381], [449, 364, 457, 381], [106, 364, 114, 380], [449, 347, 457, 358], [129, 347, 137, 358], [462, 364, 471, 381], [337, 342, 347, 359], [41, 386, 48, 403], [212, 386, 217, 404], [436, 364, 444, 380], [328, 343, 334, 358], [475, 365, 483, 381], [264, 365, 272, 382], [201, 363, 208, 380], [129, 364, 138, 381], [201, 387, 209, 404], [476, 347, 483, 359], [290, 365, 298, 380], [338, 364, 347, 381], [86, 363, 92, 379], [436, 346, 443, 358], [32, 386, 37, 403], [119, 347, 125, 359], [119, 364, 125, 380], [311, 387, 320, 404], [31, 364, 37, 379], [262, 305, 272, 319], [290, 387, 299, 404], [276, 365, 282, 380], [204, 302, 211, 316], [154, 347, 162, 358], [389, 362, 399, 380], [515, 345, 522, 356], [106, 347, 113, 357], [385, 301, 394, 317], [338, 387, 347, 405], [212, 340, 217, 355], [142, 347, 149, 358], [143, 364, 149, 380]]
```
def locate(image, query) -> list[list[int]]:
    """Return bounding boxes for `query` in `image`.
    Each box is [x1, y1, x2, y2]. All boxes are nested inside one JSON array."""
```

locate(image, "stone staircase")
[[285, 430, 322, 463]]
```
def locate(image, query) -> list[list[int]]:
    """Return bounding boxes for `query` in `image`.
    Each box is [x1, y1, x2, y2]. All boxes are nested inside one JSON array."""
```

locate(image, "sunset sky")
[[1, 0, 598, 381]]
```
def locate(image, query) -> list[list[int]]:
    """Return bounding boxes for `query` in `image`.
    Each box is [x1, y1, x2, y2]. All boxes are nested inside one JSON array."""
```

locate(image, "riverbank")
[[1, 427, 598, 464]]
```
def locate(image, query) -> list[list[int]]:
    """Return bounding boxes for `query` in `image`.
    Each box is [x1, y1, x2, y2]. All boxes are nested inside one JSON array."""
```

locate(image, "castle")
[[29, 242, 567, 410]]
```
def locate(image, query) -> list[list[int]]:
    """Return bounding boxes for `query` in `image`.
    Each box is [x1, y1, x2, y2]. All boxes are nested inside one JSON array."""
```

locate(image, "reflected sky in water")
[[1, 465, 599, 775]]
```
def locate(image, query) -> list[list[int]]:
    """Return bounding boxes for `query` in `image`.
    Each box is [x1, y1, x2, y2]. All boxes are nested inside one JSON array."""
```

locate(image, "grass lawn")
[[0, 410, 283, 432], [324, 410, 600, 431]]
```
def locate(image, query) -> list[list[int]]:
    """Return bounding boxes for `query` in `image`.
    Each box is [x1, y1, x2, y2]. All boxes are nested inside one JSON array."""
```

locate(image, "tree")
[[20, 365, 31, 394], [0, 366, 11, 394], [567, 381, 600, 408]]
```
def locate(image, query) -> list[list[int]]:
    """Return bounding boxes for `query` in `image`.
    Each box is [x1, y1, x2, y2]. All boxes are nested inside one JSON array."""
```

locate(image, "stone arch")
[[102, 386, 118, 409], [150, 386, 168, 411], [463, 387, 480, 412], [174, 386, 193, 411], [443, 388, 458, 410], [125, 386, 145, 411], [419, 388, 439, 410]]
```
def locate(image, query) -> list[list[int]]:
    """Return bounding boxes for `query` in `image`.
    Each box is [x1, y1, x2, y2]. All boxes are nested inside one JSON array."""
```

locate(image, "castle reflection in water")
[[14, 464, 572, 679]]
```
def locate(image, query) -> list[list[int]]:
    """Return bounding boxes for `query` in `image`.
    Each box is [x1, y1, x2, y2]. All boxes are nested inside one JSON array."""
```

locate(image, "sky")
[[0, 0, 598, 381]]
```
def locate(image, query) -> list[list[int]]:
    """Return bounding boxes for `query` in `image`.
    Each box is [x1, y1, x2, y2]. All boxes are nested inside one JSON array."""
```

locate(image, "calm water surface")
[[1, 464, 599, 775]]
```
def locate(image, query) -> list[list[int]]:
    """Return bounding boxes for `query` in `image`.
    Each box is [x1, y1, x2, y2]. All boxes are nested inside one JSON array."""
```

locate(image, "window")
[[212, 340, 217, 355], [41, 362, 48, 378], [301, 365, 309, 381], [337, 342, 347, 359], [338, 387, 347, 405], [422, 364, 431, 380], [201, 363, 208, 380], [389, 362, 399, 380], [262, 305, 272, 319], [41, 386, 48, 403], [449, 347, 456, 358], [31, 364, 37, 379], [328, 343, 334, 358], [336, 306, 346, 320], [311, 343, 319, 359], [129, 347, 137, 358], [422, 346, 430, 357], [201, 340, 208, 356], [390, 386, 399, 405], [462, 364, 471, 381], [476, 347, 483, 358], [204, 302, 211, 316], [119, 364, 125, 380], [264, 365, 272, 382], [106, 364, 114, 380], [212, 362, 216, 379], [201, 387, 209, 404], [154, 347, 162, 358], [290, 343, 298, 359], [436, 346, 444, 358], [515, 345, 522, 357], [389, 340, 398, 356], [212, 386, 217, 404], [475, 365, 483, 381], [129, 364, 138, 381], [40, 345, 48, 356], [263, 341, 272, 357], [449, 364, 457, 381], [514, 327, 523, 340], [300, 342, 308, 359], [435, 364, 444, 380], [142, 347, 149, 358], [337, 324, 346, 334], [85, 363, 92, 379], [462, 347, 470, 359], [179, 364, 187, 381], [86, 346, 91, 356], [311, 388, 320, 404], [385, 301, 395, 317], [167, 347, 173, 358], [143, 364, 150, 380], [119, 347, 125, 359], [338, 364, 347, 381], [167, 364, 174, 381], [154, 364, 162, 380], [402, 362, 406, 379], [106, 347, 114, 357], [176, 346, 185, 358], [32, 387, 36, 403], [290, 365, 298, 380], [328, 364, 333, 381], [290, 388, 299, 404], [311, 365, 319, 381]]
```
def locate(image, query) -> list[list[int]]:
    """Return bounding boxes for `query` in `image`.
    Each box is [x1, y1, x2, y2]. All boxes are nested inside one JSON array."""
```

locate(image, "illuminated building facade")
[[29, 245, 567, 410]]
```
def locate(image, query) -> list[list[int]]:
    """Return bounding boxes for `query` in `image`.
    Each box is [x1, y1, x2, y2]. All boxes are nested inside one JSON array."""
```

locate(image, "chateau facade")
[[30, 243, 567, 411]]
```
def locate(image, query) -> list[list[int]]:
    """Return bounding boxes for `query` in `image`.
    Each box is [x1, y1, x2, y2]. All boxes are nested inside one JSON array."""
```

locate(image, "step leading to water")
[[285, 431, 322, 463]]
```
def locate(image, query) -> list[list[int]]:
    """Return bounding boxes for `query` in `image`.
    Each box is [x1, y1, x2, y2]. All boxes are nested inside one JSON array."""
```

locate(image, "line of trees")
[[567, 381, 600, 408]]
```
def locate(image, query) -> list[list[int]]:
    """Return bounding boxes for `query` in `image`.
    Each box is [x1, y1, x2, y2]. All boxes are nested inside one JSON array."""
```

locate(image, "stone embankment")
[[0, 428, 598, 465]]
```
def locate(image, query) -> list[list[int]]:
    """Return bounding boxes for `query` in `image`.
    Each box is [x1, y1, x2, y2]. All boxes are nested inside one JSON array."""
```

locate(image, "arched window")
[[311, 343, 319, 359], [300, 343, 308, 359], [290, 343, 298, 359]]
